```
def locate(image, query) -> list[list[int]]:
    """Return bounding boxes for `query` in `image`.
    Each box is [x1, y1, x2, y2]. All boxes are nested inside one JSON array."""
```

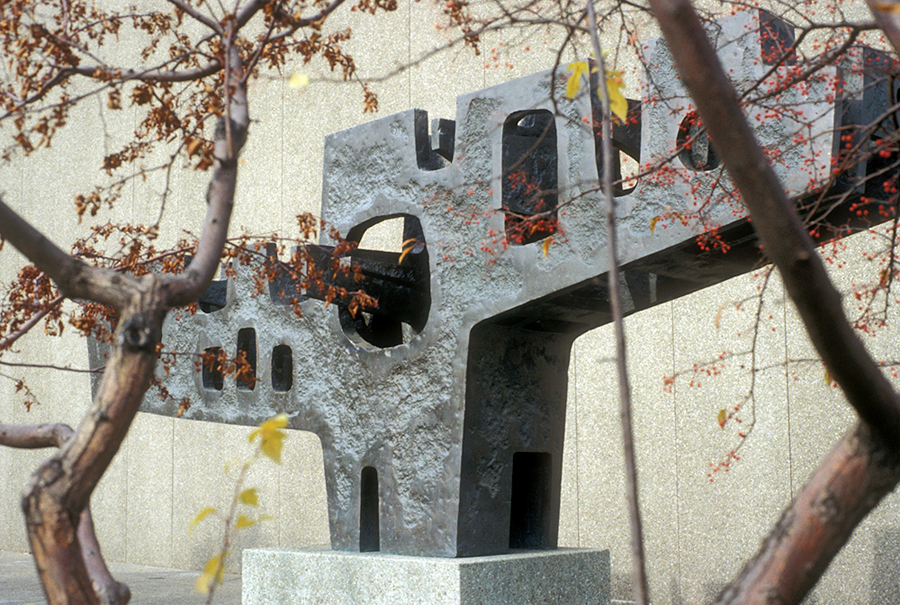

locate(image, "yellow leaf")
[[604, 71, 628, 124], [566, 61, 589, 99], [235, 514, 257, 529], [261, 413, 289, 433], [288, 72, 310, 89], [190, 507, 217, 531], [203, 553, 225, 575], [874, 1, 900, 14], [195, 572, 213, 595], [251, 413, 289, 444], [239, 488, 259, 507], [717, 408, 727, 429], [824, 366, 833, 387], [650, 216, 660, 234], [542, 238, 551, 257], [196, 552, 227, 594], [261, 430, 285, 464]]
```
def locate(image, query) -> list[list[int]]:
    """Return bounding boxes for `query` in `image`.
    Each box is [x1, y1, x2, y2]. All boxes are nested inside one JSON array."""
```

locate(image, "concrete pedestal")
[[242, 547, 610, 605]]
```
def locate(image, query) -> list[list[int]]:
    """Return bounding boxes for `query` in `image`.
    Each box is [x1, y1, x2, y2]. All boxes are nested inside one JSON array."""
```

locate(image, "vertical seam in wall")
[[573, 342, 581, 546], [281, 62, 286, 255], [408, 0, 411, 110], [124, 421, 129, 563], [670, 300, 680, 593], [783, 287, 793, 499], [170, 417, 175, 564]]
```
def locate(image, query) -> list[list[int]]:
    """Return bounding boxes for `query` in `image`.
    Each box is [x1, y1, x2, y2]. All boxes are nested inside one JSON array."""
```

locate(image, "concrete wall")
[[2, 1, 899, 603]]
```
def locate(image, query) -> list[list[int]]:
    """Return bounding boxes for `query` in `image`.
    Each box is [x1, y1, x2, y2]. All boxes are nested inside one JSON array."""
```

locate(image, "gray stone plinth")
[[242, 547, 610, 605]]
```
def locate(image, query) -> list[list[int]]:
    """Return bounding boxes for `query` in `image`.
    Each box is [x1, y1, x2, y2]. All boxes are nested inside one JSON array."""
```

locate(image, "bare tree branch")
[[867, 0, 900, 51], [646, 0, 900, 444], [77, 506, 130, 605], [0, 422, 127, 604], [0, 422, 72, 448], [713, 423, 900, 605], [0, 201, 131, 309], [587, 3, 650, 603], [166, 0, 224, 34], [0, 296, 63, 352], [643, 0, 900, 602]]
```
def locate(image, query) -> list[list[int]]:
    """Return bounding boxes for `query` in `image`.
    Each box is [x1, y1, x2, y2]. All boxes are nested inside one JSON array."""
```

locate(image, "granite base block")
[[242, 547, 610, 605]]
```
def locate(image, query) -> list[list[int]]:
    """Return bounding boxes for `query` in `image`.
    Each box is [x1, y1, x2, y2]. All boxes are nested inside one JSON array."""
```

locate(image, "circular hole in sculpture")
[[338, 214, 431, 349]]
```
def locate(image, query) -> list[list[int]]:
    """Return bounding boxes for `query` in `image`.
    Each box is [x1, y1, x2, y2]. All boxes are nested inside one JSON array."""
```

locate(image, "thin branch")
[[0, 360, 103, 374], [77, 506, 130, 605], [0, 199, 131, 309], [263, 0, 349, 44], [166, 0, 224, 33], [0, 296, 63, 351], [646, 0, 900, 444], [587, 4, 650, 605]]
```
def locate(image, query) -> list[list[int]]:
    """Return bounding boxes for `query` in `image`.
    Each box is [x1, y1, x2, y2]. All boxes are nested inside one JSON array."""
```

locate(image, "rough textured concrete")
[[242, 547, 610, 605]]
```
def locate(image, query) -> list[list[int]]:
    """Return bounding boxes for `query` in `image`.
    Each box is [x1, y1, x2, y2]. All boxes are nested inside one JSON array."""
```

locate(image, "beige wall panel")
[[673, 272, 791, 605], [276, 429, 330, 548], [170, 418, 280, 572], [626, 304, 678, 604], [570, 326, 626, 587], [124, 412, 175, 567], [559, 357, 581, 547], [408, 0, 484, 119], [15, 95, 129, 248], [0, 328, 95, 555], [89, 437, 128, 564], [571, 303, 677, 602], [279, 1, 412, 234], [231, 77, 286, 236], [280, 79, 341, 231], [131, 149, 210, 249]]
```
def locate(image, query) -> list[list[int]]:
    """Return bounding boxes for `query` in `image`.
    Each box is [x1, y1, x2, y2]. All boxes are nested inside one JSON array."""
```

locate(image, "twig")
[[586, 3, 650, 604]]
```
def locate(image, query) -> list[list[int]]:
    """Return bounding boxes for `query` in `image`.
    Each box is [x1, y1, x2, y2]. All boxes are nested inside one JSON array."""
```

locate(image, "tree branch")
[[587, 3, 650, 603], [66, 61, 222, 84], [643, 1, 900, 603], [0, 296, 64, 352], [645, 0, 900, 444], [867, 0, 900, 52], [77, 506, 130, 605], [0, 423, 72, 448], [0, 200, 132, 309], [265, 0, 349, 44], [166, 0, 223, 34], [0, 423, 127, 605], [165, 45, 248, 307], [713, 423, 900, 605]]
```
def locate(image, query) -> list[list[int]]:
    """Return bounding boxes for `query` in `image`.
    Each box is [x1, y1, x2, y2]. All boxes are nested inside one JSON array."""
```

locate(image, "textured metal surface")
[[91, 10, 897, 558]]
